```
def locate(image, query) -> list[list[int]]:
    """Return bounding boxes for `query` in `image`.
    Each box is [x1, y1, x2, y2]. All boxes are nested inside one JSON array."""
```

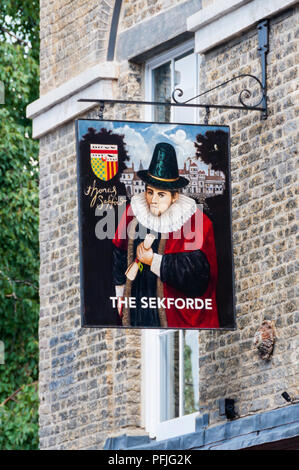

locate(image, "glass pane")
[[160, 331, 180, 421], [183, 330, 199, 415], [159, 330, 199, 421], [152, 61, 171, 122], [173, 50, 196, 123]]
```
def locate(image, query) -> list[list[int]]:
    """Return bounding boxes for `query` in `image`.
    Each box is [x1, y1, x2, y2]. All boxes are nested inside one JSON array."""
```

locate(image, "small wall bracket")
[[219, 398, 237, 420]]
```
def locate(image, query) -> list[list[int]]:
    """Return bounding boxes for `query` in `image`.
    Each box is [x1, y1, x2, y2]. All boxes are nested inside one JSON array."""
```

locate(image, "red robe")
[[113, 204, 219, 328]]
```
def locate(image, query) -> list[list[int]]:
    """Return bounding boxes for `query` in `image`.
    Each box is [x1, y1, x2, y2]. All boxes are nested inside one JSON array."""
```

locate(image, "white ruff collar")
[[130, 192, 197, 233]]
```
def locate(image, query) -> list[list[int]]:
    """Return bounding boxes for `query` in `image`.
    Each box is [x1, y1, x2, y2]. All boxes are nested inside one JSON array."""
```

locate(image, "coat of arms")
[[90, 144, 118, 181]]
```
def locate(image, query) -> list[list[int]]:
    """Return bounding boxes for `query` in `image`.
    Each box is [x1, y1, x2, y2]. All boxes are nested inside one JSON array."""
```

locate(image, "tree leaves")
[[0, 383, 39, 450], [0, 0, 39, 450]]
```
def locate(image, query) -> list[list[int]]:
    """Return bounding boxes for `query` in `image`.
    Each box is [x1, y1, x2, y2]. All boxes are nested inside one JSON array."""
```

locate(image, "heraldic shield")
[[90, 144, 118, 181]]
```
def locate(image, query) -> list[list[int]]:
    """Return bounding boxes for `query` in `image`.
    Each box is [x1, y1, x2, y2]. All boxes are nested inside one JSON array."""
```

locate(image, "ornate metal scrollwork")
[[172, 20, 269, 121], [172, 73, 265, 110]]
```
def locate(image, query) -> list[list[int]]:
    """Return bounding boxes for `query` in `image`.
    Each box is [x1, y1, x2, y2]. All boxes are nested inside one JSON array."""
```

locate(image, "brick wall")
[[38, 0, 153, 449], [39, 0, 114, 94], [38, 105, 147, 448], [119, 0, 187, 31], [197, 7, 298, 423], [37, 0, 298, 449]]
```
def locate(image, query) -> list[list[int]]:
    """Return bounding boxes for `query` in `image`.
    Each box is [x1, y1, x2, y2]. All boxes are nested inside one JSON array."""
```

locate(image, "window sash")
[[142, 329, 200, 440]]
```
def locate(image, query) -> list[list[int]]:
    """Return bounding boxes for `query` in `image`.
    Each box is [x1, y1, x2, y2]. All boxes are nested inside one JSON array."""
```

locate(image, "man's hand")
[[136, 242, 154, 266]]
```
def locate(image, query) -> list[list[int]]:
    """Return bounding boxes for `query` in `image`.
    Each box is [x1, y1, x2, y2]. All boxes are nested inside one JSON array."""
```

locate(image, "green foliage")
[[0, 0, 40, 450], [0, 384, 39, 450], [184, 344, 198, 415]]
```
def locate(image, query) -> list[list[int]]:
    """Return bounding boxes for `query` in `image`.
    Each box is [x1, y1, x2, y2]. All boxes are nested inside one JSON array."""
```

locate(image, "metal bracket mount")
[[78, 20, 269, 122]]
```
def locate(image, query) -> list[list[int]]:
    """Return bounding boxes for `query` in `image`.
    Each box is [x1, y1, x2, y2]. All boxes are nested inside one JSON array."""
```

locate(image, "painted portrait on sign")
[[76, 119, 235, 329]]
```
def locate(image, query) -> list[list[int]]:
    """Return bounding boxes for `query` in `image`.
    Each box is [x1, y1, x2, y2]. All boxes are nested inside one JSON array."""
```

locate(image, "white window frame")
[[142, 42, 200, 441], [144, 39, 199, 123], [142, 329, 199, 441]]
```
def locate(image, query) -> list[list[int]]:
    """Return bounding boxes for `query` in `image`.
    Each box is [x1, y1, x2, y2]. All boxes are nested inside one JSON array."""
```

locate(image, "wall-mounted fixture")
[[79, 21, 270, 124], [281, 391, 299, 404], [219, 398, 237, 420], [281, 392, 292, 403]]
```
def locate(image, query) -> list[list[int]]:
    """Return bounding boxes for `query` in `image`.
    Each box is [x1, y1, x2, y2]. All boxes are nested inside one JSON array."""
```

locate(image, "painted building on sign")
[[120, 160, 225, 198], [27, 0, 299, 450]]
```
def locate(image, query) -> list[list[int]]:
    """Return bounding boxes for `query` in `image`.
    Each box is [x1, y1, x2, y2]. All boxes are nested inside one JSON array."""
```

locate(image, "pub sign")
[[76, 119, 235, 329]]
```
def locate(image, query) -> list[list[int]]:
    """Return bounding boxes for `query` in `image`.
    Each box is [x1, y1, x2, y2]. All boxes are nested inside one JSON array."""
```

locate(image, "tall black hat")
[[137, 142, 189, 190]]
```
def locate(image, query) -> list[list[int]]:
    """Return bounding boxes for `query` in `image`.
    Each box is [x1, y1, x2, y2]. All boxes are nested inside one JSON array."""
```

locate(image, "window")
[[142, 42, 200, 441], [160, 330, 199, 420], [142, 329, 200, 441], [144, 40, 198, 124]]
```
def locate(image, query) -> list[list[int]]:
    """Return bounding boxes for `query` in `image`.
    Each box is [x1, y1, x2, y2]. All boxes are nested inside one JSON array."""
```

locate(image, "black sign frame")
[[76, 118, 236, 330]]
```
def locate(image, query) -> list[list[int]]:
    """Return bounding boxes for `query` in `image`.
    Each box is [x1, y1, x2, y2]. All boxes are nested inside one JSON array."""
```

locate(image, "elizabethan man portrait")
[[112, 142, 219, 328]]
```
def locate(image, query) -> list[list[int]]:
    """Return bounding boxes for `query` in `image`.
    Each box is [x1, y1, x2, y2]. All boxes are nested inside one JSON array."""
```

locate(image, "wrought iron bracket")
[[257, 19, 269, 119], [78, 20, 269, 122], [98, 101, 105, 120], [172, 20, 269, 121]]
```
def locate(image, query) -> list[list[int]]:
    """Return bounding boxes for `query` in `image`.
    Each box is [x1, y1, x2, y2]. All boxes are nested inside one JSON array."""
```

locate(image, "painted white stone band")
[[188, 0, 252, 31], [187, 0, 298, 53], [26, 62, 119, 139]]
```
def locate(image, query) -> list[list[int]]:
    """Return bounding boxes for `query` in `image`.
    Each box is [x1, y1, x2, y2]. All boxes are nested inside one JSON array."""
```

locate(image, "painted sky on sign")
[[78, 120, 229, 171]]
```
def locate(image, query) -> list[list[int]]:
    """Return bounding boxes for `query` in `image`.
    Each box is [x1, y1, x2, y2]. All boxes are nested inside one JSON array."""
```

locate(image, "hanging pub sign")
[[76, 119, 235, 329]]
